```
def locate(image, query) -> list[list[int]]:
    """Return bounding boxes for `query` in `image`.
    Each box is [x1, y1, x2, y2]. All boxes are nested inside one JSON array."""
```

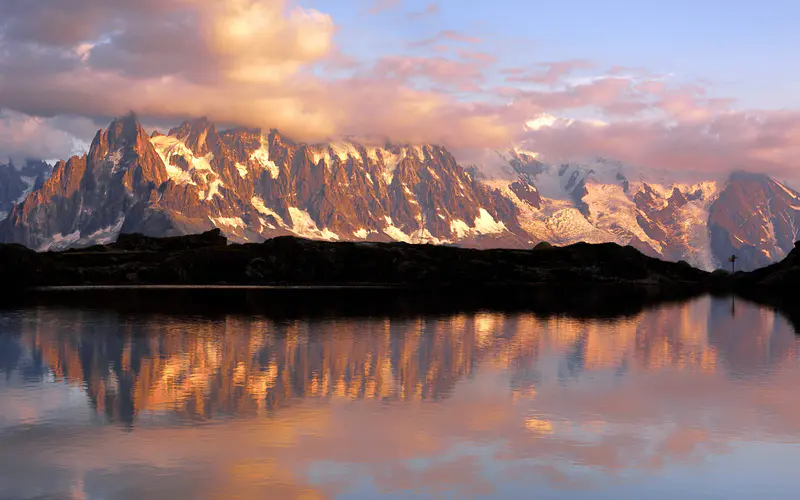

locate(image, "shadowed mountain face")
[[708, 172, 800, 271], [1, 115, 799, 271], [0, 159, 51, 221]]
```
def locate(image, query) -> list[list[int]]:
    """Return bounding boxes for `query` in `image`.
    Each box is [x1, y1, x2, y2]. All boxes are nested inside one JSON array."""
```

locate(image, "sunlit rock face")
[[1, 115, 522, 250]]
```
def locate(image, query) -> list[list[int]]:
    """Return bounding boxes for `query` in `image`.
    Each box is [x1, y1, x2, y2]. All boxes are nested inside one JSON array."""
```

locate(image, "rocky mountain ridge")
[[0, 159, 52, 221], [1, 114, 798, 271]]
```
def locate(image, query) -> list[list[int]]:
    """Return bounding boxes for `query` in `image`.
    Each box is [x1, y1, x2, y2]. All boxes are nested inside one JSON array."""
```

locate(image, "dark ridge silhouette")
[[726, 240, 800, 332], [3, 228, 799, 330], [1, 228, 709, 288], [13, 285, 702, 322]]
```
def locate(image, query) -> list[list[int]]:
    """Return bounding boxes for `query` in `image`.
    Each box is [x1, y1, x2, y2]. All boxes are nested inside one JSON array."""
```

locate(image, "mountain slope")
[[1, 115, 525, 251], [1, 115, 798, 271], [708, 172, 800, 270], [0, 159, 51, 221], [1, 114, 169, 250]]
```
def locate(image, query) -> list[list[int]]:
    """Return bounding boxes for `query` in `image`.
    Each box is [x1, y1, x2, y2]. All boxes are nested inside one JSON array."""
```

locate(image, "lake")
[[1, 294, 799, 499]]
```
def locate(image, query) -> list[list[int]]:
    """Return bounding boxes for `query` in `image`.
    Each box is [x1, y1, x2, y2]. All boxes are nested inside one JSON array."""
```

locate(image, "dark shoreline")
[[1, 229, 799, 330], [6, 283, 707, 322]]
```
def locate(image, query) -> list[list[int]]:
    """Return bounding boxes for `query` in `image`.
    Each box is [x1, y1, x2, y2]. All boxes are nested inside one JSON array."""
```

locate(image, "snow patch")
[[449, 209, 507, 239], [330, 143, 362, 163], [402, 183, 419, 204], [80, 217, 126, 246], [213, 217, 246, 230], [250, 139, 279, 179], [251, 197, 285, 226], [288, 207, 340, 241], [474, 208, 507, 235], [203, 178, 225, 201], [38, 230, 81, 252], [14, 175, 37, 204], [673, 199, 715, 270], [258, 217, 276, 230], [166, 165, 195, 185], [382, 215, 411, 243], [310, 147, 332, 167], [107, 149, 123, 171], [450, 219, 471, 239], [380, 150, 405, 185], [545, 205, 610, 245], [583, 182, 662, 252], [383, 224, 411, 243], [410, 227, 444, 245], [235, 163, 248, 178], [150, 134, 215, 186], [365, 147, 380, 164], [354, 228, 369, 239], [775, 180, 798, 199]]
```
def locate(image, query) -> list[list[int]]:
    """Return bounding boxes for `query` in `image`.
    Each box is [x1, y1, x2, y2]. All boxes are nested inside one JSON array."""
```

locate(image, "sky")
[[1, 0, 799, 181]]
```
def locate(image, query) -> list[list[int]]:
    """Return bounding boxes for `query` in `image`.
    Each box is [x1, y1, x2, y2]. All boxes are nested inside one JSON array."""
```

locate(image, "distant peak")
[[728, 170, 771, 183], [96, 112, 148, 151], [166, 117, 221, 156]]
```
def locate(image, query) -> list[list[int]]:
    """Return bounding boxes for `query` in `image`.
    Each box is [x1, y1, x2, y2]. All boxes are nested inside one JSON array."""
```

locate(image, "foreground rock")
[[1, 229, 712, 299]]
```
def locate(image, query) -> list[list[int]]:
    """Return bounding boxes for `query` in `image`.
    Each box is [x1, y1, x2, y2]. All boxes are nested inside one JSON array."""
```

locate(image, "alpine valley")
[[2, 113, 799, 272]]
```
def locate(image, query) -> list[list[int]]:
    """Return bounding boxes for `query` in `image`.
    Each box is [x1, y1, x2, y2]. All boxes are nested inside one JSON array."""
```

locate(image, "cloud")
[[407, 2, 440, 21], [504, 59, 595, 85], [369, 0, 401, 15], [518, 110, 800, 178], [0, 0, 799, 181], [372, 55, 486, 87], [408, 29, 482, 48], [0, 110, 93, 163], [457, 50, 498, 64]]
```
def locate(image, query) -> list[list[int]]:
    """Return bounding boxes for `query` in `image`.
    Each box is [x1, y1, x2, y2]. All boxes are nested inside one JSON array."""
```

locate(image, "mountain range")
[[1, 113, 799, 271]]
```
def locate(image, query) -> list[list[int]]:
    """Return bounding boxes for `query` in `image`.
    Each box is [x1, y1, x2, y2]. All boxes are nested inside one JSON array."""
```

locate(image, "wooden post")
[[728, 254, 737, 273]]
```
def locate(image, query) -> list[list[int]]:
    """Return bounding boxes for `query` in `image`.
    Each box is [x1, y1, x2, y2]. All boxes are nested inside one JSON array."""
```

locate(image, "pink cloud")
[[506, 77, 641, 115], [407, 2, 440, 20], [505, 59, 595, 85], [372, 55, 485, 86], [369, 0, 401, 14], [409, 30, 482, 48], [457, 50, 498, 64], [518, 110, 800, 179], [0, 0, 799, 182], [0, 110, 94, 162]]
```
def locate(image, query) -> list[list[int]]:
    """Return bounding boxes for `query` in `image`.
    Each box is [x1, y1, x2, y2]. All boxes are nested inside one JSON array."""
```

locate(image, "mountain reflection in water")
[[1, 295, 799, 499]]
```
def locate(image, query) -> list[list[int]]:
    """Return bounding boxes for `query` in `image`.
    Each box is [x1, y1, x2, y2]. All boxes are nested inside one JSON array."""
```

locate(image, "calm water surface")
[[1, 296, 799, 499]]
